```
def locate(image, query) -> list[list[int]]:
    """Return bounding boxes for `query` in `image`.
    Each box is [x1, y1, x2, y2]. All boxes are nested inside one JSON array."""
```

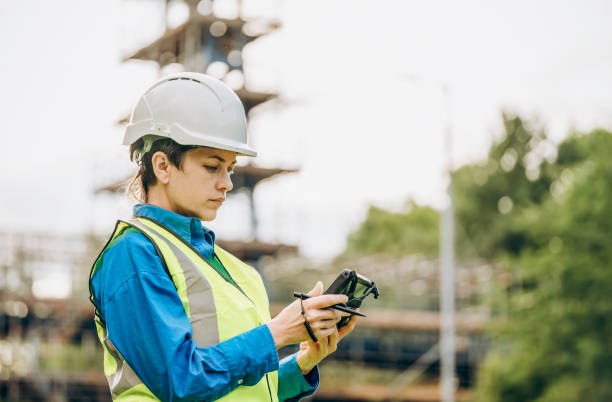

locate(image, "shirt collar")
[[133, 203, 216, 248]]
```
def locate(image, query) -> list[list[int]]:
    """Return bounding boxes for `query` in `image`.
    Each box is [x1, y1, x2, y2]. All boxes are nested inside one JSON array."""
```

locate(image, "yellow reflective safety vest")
[[90, 217, 279, 401]]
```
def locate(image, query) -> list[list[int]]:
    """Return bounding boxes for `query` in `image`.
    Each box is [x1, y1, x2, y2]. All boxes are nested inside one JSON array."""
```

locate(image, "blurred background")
[[1, 0, 612, 401]]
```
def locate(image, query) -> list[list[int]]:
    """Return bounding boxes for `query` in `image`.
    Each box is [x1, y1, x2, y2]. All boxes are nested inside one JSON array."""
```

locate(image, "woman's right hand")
[[266, 282, 349, 349]]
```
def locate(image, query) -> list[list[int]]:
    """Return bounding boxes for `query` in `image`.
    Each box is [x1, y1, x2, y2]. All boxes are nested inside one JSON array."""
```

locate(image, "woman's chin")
[[198, 209, 218, 222]]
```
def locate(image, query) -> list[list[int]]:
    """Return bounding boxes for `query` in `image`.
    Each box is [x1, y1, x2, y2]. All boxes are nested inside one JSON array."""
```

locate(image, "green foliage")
[[476, 129, 612, 401], [344, 201, 439, 257], [344, 113, 567, 260], [453, 114, 562, 259], [342, 112, 612, 400]]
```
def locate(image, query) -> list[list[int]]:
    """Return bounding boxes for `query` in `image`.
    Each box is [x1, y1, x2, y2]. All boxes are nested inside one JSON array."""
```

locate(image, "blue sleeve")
[[91, 231, 279, 401], [277, 353, 319, 401]]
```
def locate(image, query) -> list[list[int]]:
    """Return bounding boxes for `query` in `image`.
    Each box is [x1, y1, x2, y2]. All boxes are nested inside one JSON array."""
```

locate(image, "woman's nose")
[[217, 171, 233, 192]]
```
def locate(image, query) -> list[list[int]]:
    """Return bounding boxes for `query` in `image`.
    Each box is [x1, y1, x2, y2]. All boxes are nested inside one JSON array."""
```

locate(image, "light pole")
[[402, 75, 455, 402], [439, 83, 455, 402]]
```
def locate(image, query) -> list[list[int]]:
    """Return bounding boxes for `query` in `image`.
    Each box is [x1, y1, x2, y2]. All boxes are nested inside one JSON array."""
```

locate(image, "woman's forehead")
[[190, 147, 237, 163]]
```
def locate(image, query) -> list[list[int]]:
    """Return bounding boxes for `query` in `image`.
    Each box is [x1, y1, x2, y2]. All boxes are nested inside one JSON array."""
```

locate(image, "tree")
[[345, 114, 563, 260], [453, 114, 561, 259], [341, 114, 612, 400], [476, 129, 612, 401], [344, 201, 439, 257]]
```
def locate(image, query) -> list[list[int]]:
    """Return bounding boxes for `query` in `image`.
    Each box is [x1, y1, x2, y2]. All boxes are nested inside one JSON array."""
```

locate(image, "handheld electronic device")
[[323, 269, 379, 328]]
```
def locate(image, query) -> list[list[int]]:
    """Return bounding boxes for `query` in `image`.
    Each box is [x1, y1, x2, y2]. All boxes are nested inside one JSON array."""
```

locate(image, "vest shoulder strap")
[[89, 220, 174, 323]]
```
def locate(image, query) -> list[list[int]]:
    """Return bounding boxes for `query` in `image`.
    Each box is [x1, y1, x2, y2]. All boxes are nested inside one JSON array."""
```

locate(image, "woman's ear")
[[151, 151, 171, 184]]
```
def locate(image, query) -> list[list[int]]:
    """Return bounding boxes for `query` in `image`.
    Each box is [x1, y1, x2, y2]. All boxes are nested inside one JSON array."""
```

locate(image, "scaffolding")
[[102, 0, 298, 263]]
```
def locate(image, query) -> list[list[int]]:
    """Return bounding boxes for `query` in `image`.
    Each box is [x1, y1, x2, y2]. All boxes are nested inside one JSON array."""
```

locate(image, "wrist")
[[296, 350, 315, 375], [266, 319, 288, 349]]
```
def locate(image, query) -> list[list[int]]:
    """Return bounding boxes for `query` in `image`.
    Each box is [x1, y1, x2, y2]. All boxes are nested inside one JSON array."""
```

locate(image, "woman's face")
[[166, 147, 237, 221]]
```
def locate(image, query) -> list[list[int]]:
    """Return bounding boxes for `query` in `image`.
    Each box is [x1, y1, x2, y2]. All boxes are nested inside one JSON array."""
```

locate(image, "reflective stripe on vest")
[[90, 217, 279, 401]]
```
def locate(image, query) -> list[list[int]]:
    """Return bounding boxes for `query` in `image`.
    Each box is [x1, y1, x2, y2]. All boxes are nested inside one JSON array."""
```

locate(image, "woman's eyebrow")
[[207, 155, 237, 165]]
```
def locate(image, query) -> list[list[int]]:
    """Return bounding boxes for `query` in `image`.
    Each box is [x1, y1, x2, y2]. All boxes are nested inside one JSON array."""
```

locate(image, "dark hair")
[[126, 138, 197, 202]]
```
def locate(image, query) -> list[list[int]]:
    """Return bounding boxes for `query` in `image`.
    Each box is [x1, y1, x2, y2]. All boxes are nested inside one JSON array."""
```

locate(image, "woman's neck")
[[146, 185, 173, 212]]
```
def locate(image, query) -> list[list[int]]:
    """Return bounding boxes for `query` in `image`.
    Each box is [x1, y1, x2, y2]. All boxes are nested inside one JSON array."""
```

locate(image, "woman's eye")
[[204, 165, 218, 172]]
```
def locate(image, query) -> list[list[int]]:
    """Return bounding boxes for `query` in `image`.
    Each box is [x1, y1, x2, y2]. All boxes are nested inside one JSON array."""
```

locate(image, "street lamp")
[[402, 75, 455, 402]]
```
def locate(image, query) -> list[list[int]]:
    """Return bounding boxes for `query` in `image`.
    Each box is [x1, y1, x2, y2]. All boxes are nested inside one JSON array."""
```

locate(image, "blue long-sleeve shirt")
[[90, 204, 318, 401]]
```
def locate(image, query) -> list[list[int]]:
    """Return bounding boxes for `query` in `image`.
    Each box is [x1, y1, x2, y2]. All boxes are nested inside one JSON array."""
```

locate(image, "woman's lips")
[[209, 198, 225, 206]]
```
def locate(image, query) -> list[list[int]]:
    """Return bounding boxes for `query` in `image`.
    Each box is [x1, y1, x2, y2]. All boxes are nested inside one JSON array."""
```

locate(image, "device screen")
[[352, 279, 371, 300]]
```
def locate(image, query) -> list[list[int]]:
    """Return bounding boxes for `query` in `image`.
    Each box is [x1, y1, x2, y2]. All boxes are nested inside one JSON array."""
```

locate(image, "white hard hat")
[[123, 72, 256, 157]]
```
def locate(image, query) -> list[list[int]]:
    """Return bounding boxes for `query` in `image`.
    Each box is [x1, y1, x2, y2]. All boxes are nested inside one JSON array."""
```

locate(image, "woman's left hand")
[[295, 314, 358, 375]]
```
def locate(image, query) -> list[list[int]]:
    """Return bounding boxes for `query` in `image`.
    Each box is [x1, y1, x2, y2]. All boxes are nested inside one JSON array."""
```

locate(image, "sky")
[[1, 0, 612, 260]]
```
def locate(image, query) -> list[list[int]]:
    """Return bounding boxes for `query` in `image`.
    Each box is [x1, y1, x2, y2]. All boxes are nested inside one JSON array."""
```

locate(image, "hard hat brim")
[[123, 120, 257, 157]]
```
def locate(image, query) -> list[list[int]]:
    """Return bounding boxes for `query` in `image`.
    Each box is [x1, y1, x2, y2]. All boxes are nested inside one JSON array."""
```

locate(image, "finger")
[[306, 294, 349, 309], [304, 339, 318, 352], [331, 327, 339, 342], [310, 318, 340, 333], [317, 335, 330, 355], [324, 308, 352, 318], [324, 329, 339, 354], [338, 315, 357, 334], [307, 281, 323, 297], [300, 339, 318, 350], [306, 308, 342, 322], [328, 329, 339, 353], [316, 326, 337, 339], [338, 316, 358, 340]]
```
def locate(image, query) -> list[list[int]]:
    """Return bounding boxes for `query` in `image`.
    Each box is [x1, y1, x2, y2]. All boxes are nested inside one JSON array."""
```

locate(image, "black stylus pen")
[[293, 292, 367, 317]]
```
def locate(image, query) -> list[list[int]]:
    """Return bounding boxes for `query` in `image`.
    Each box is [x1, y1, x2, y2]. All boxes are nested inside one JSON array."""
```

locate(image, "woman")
[[89, 72, 357, 401]]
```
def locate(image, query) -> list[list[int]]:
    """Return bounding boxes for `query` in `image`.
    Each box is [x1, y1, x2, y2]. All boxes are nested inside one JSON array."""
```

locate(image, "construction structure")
[[97, 0, 297, 263], [0, 227, 490, 400]]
